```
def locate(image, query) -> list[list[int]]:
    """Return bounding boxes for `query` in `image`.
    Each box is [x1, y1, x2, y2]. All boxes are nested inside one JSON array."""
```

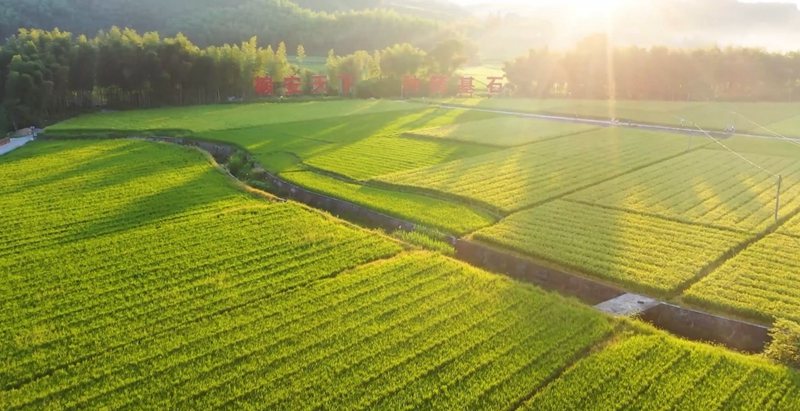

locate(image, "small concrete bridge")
[[0, 130, 39, 156]]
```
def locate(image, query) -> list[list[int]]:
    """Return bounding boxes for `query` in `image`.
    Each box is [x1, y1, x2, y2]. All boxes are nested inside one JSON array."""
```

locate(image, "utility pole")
[[775, 175, 783, 224]]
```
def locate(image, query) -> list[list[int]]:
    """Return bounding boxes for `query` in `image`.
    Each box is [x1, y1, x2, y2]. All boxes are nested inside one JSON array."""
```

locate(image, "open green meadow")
[[46, 98, 800, 323], [4, 137, 800, 408]]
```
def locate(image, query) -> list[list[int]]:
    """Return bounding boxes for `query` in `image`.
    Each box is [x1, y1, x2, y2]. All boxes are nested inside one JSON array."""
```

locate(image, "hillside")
[[0, 0, 449, 53], [294, 0, 467, 18]]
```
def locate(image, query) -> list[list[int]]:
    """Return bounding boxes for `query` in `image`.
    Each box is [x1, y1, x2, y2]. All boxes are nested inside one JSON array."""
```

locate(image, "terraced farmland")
[[684, 233, 800, 323], [0, 139, 258, 252], [571, 148, 800, 232], [0, 138, 615, 409], [49, 103, 498, 235], [0, 141, 402, 392], [280, 170, 496, 234], [713, 135, 800, 159], [380, 128, 693, 212], [406, 117, 598, 147], [779, 210, 800, 237], [473, 200, 747, 294], [525, 335, 800, 410], [305, 135, 493, 180], [10, 104, 800, 408]]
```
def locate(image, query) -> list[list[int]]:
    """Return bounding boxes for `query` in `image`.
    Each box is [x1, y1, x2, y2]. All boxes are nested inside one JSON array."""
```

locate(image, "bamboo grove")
[[0, 27, 470, 131], [0, 28, 299, 129]]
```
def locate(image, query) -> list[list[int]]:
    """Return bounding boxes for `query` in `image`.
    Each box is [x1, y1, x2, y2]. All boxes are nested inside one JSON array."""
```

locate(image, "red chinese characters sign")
[[253, 76, 273, 96], [429, 75, 448, 96], [312, 75, 328, 95], [284, 76, 302, 96], [487, 76, 504, 95], [459, 76, 475, 97], [402, 75, 421, 97], [252, 74, 508, 98], [339, 73, 354, 96]]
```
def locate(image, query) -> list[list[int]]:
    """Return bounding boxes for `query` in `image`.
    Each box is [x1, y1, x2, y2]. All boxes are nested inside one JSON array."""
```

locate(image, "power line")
[[731, 111, 800, 148], [674, 115, 780, 179]]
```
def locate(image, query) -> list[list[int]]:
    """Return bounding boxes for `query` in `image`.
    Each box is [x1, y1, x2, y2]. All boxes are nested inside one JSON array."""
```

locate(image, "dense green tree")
[[426, 38, 471, 76], [326, 49, 379, 82], [379, 43, 426, 78], [505, 36, 800, 101], [0, 27, 297, 130]]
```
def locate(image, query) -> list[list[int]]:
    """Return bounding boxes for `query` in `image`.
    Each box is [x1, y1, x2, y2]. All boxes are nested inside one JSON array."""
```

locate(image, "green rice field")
[[45, 98, 800, 324], [4, 137, 800, 408]]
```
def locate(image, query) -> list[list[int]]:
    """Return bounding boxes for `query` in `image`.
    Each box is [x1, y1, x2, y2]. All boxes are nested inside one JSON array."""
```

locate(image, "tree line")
[[0, 27, 470, 131], [504, 35, 800, 101], [326, 39, 470, 97], [0, 27, 295, 129]]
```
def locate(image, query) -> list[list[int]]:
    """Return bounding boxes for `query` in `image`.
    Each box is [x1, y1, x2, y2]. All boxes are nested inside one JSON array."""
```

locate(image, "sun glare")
[[570, 0, 624, 17]]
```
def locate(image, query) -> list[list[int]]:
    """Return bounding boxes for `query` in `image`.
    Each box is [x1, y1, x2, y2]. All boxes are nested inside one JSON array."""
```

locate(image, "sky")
[[741, 0, 800, 6], [449, 0, 800, 55], [452, 0, 800, 7]]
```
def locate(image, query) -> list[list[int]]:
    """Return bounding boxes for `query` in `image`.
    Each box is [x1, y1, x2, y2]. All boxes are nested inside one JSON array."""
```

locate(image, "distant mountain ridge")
[[294, 0, 467, 17], [0, 0, 459, 53]]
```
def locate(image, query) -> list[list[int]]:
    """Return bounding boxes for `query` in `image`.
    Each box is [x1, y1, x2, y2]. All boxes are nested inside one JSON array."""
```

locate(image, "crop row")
[[2, 253, 451, 409], [779, 212, 800, 238], [684, 233, 800, 323], [305, 135, 492, 181], [0, 140, 254, 256], [0, 203, 399, 391], [407, 117, 598, 147], [473, 200, 747, 294], [0, 252, 612, 410], [0, 140, 403, 391], [571, 148, 800, 232], [524, 335, 800, 410], [378, 128, 693, 213]]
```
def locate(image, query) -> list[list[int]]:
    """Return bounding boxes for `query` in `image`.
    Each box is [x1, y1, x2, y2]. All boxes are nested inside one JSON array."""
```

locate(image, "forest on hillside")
[[0, 0, 452, 54]]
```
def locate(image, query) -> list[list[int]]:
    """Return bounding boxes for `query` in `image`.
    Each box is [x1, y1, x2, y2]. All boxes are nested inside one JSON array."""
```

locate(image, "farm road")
[[0, 136, 35, 156]]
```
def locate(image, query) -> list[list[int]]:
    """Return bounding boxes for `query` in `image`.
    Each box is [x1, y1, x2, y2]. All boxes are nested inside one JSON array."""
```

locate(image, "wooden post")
[[775, 175, 783, 224]]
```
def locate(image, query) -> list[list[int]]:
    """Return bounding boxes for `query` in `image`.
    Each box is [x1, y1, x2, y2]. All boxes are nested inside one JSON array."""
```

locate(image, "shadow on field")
[[1, 140, 145, 193], [201, 107, 496, 174], [60, 168, 232, 244]]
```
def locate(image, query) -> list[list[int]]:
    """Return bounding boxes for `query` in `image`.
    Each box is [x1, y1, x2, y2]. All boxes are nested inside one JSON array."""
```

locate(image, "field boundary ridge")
[[41, 133, 774, 353]]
